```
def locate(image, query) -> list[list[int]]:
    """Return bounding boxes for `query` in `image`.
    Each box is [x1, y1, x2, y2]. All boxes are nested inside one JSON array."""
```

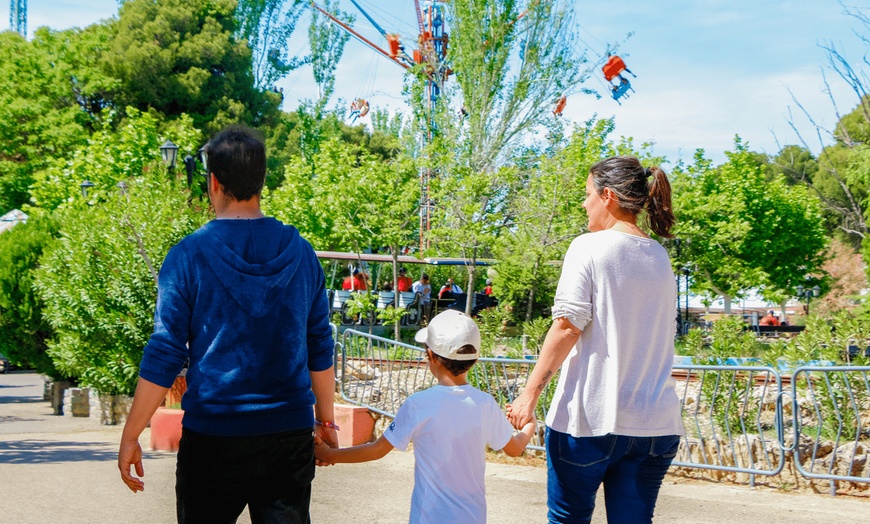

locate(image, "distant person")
[[117, 125, 336, 523], [508, 156, 683, 523], [483, 279, 494, 296], [314, 310, 537, 524], [438, 277, 462, 298], [341, 268, 368, 291], [760, 310, 781, 326], [412, 273, 432, 320], [396, 267, 413, 292]]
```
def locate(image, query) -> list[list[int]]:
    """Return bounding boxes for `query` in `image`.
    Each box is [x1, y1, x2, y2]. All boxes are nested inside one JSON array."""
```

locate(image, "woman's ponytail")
[[645, 166, 675, 238]]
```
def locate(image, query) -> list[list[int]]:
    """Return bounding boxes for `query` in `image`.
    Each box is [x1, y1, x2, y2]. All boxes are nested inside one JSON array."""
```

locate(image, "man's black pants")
[[176, 427, 315, 524]]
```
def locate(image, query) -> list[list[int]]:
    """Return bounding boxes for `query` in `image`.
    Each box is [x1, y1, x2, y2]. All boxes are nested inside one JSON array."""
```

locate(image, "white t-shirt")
[[384, 385, 514, 524], [546, 230, 684, 437], [411, 280, 432, 303]]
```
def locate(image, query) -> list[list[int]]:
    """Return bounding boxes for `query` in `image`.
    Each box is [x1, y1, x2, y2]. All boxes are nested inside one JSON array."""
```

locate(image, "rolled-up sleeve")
[[551, 237, 593, 331]]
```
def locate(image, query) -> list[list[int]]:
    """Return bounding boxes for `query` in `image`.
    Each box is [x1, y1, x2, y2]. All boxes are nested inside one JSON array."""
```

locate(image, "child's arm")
[[501, 420, 537, 457], [315, 434, 394, 464]]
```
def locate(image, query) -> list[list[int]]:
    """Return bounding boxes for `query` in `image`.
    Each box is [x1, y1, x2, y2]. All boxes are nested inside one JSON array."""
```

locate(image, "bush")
[[34, 175, 206, 395], [0, 214, 66, 378]]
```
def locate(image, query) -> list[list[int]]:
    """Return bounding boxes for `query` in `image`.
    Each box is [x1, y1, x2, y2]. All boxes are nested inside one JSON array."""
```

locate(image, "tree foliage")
[[265, 137, 419, 253], [445, 0, 584, 173], [0, 215, 62, 377], [674, 139, 828, 312], [28, 109, 202, 211], [103, 0, 276, 133], [493, 119, 615, 321], [35, 175, 207, 395], [307, 0, 353, 111], [0, 28, 95, 214], [235, 0, 308, 89]]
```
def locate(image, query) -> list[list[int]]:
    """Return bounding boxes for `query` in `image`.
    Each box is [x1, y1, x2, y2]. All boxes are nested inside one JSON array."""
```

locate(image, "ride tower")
[[10, 0, 26, 36], [310, 0, 451, 253]]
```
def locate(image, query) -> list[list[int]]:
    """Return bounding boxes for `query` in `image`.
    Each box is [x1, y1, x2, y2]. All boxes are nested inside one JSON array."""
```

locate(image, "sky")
[[9, 0, 870, 166]]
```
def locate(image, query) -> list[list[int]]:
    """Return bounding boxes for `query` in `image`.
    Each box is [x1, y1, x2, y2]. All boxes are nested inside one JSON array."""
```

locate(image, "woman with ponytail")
[[508, 156, 683, 523]]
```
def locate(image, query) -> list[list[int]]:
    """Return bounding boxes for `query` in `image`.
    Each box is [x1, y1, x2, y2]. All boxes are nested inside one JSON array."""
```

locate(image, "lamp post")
[[795, 284, 821, 316], [80, 180, 95, 198], [159, 140, 179, 170], [673, 238, 692, 334], [183, 155, 196, 187], [683, 265, 691, 330]]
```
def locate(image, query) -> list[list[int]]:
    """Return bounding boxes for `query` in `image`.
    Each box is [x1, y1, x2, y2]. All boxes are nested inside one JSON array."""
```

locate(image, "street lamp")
[[673, 238, 692, 334], [795, 284, 821, 316], [80, 180, 95, 198], [159, 140, 179, 170]]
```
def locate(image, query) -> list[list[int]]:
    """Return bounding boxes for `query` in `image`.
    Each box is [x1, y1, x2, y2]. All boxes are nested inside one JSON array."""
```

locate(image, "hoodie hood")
[[194, 218, 303, 318]]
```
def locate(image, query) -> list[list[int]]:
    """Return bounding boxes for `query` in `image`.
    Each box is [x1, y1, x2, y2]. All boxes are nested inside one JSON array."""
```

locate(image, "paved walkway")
[[1, 371, 868, 523]]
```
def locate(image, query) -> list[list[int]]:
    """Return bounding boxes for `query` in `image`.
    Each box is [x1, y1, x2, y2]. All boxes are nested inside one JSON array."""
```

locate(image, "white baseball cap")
[[414, 310, 481, 361]]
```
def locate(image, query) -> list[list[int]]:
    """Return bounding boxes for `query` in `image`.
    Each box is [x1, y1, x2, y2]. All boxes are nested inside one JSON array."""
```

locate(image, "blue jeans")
[[545, 428, 679, 524], [176, 427, 315, 524]]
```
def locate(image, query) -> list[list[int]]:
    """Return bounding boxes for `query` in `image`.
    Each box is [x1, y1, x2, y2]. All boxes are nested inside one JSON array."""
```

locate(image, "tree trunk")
[[723, 295, 732, 314], [465, 247, 478, 315], [525, 258, 542, 322]]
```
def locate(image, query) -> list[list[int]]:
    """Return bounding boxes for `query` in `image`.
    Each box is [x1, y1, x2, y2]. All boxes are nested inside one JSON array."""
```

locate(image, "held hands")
[[313, 434, 337, 466], [506, 391, 537, 430], [118, 438, 145, 493], [313, 425, 338, 466]]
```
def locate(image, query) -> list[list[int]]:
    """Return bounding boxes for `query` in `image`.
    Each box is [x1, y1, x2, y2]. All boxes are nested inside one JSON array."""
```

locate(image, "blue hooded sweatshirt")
[[138, 217, 334, 437]]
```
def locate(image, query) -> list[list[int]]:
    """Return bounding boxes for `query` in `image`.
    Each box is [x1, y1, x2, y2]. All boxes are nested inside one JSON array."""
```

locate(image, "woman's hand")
[[507, 317, 581, 430], [506, 392, 537, 429]]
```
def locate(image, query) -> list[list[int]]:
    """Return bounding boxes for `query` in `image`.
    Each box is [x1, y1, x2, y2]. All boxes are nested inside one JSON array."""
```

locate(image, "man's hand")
[[314, 425, 338, 466], [118, 438, 145, 492], [313, 435, 336, 466]]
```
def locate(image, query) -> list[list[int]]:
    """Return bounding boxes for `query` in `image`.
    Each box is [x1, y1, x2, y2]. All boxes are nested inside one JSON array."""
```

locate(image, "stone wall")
[[62, 387, 91, 417], [57, 387, 133, 425]]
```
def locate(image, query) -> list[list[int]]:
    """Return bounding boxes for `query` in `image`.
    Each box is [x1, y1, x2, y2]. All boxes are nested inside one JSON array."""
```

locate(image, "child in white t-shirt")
[[314, 310, 537, 524]]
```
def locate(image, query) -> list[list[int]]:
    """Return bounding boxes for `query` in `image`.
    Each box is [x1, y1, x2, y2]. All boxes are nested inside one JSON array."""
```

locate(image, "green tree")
[[35, 175, 207, 395], [779, 5, 870, 277], [103, 0, 275, 133], [307, 0, 352, 111], [428, 162, 518, 315], [265, 138, 419, 338], [235, 0, 308, 89], [674, 138, 828, 313], [263, 108, 401, 189], [0, 28, 94, 213], [419, 0, 587, 314], [0, 215, 64, 377], [494, 119, 615, 321], [444, 0, 584, 173], [28, 109, 202, 211]]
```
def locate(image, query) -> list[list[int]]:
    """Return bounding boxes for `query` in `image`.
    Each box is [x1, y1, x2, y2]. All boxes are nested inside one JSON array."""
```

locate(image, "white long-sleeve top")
[[546, 230, 684, 437]]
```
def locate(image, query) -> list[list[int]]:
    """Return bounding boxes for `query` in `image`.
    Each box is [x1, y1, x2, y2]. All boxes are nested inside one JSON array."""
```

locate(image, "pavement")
[[1, 371, 869, 523]]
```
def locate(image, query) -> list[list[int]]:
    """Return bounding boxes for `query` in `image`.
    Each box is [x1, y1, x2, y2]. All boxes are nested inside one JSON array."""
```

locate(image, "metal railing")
[[670, 364, 785, 487], [336, 329, 870, 491], [339, 329, 553, 450], [791, 366, 870, 495]]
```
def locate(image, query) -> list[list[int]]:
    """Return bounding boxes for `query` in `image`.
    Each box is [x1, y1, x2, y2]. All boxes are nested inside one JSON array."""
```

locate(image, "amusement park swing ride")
[[310, 0, 636, 250]]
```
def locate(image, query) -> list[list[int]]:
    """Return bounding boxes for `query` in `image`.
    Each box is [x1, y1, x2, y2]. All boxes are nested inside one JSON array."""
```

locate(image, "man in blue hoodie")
[[118, 125, 336, 523]]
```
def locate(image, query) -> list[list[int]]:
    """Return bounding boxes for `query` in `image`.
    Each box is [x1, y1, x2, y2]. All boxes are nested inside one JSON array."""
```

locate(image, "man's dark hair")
[[204, 124, 266, 201], [429, 345, 477, 376], [421, 273, 429, 281]]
